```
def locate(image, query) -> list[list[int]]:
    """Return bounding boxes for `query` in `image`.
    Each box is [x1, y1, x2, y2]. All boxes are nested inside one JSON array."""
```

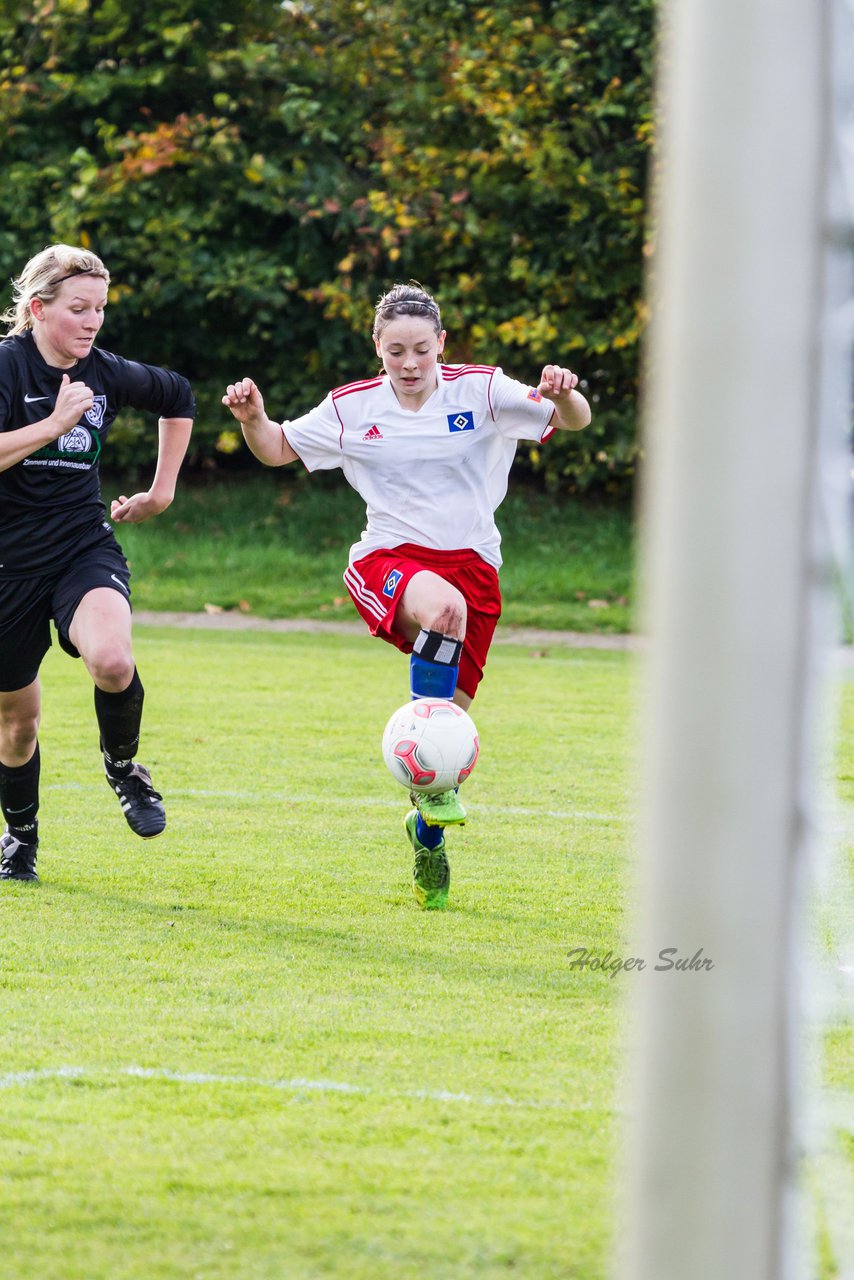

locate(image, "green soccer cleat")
[[410, 788, 466, 827], [404, 810, 450, 911]]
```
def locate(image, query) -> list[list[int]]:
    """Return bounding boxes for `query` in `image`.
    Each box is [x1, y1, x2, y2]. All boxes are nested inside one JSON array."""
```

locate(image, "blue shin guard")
[[409, 629, 462, 701], [409, 652, 458, 700]]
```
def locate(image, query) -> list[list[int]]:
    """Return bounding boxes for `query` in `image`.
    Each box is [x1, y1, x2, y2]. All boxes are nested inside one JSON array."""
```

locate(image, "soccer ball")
[[382, 698, 480, 794]]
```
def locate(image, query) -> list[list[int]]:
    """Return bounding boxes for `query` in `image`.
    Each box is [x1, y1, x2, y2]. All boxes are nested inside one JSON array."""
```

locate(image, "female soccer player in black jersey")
[[0, 244, 195, 881]]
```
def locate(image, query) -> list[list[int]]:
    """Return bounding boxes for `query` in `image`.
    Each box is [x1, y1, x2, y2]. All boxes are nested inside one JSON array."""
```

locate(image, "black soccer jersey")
[[0, 331, 195, 578]]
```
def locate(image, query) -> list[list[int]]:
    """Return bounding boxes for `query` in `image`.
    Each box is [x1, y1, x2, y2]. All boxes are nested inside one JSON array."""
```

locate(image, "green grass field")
[[0, 627, 850, 1279], [108, 474, 636, 634]]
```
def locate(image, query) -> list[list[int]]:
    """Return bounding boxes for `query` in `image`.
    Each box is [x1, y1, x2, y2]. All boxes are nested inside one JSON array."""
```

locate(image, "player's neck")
[[389, 373, 439, 413], [31, 329, 79, 371]]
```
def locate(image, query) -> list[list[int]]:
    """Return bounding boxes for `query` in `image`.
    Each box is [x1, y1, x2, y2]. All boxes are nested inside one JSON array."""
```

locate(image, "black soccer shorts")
[[0, 540, 132, 692]]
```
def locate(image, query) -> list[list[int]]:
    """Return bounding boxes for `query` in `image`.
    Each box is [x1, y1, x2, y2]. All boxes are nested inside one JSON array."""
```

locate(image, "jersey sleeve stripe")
[[331, 377, 385, 448], [440, 364, 496, 380], [330, 376, 385, 447], [440, 364, 498, 419], [331, 376, 385, 399], [330, 397, 345, 448]]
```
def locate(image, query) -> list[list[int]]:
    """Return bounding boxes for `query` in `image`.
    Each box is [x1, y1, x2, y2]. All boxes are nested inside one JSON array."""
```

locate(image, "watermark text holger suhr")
[[567, 947, 714, 978]]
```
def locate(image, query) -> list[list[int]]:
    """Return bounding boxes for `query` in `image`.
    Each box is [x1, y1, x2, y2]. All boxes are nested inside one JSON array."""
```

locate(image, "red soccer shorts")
[[343, 543, 502, 698]]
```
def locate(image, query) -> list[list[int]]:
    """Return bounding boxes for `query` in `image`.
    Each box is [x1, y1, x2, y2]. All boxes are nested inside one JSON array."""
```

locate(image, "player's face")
[[376, 317, 446, 411], [30, 275, 108, 369]]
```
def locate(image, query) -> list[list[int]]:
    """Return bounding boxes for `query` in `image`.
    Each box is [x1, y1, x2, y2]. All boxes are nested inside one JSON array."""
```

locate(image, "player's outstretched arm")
[[222, 377, 298, 467], [111, 415, 193, 524], [537, 365, 591, 432]]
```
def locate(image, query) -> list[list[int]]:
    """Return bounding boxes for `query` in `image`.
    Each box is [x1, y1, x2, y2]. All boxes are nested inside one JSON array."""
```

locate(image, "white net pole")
[[620, 0, 850, 1277]]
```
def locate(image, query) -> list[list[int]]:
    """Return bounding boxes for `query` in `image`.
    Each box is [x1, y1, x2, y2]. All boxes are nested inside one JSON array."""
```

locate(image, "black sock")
[[96, 668, 144, 776], [0, 743, 40, 843]]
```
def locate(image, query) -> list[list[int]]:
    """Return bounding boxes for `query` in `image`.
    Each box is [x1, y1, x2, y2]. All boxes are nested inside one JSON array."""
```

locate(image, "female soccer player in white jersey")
[[0, 244, 195, 881], [223, 283, 590, 909]]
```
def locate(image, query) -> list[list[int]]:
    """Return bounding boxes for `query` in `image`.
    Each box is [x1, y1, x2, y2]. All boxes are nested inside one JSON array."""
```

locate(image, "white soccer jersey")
[[281, 363, 555, 568]]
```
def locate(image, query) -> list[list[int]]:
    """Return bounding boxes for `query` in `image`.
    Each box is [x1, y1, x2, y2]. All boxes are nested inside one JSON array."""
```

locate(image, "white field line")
[[0, 1065, 599, 1112], [44, 782, 629, 825]]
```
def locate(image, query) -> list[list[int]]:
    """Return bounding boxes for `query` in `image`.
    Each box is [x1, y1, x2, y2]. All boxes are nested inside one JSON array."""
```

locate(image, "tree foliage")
[[0, 0, 654, 493]]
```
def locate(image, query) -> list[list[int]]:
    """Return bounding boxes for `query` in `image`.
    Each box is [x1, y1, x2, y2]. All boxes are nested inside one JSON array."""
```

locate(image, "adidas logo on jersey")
[[363, 425, 383, 441]]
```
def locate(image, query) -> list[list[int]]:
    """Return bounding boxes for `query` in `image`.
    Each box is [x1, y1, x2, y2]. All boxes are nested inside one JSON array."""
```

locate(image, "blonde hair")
[[2, 244, 110, 336]]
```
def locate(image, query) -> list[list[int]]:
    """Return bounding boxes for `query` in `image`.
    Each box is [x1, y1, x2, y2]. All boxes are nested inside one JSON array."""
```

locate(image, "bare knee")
[[423, 590, 467, 640], [0, 708, 40, 764], [399, 572, 468, 643], [86, 645, 135, 692]]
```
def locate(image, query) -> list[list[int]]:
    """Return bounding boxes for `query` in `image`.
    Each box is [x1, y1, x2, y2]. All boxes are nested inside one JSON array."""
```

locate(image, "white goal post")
[[621, 1, 852, 1278]]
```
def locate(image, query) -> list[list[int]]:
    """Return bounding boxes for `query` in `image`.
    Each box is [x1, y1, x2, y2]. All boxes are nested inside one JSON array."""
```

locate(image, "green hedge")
[[0, 0, 654, 495]]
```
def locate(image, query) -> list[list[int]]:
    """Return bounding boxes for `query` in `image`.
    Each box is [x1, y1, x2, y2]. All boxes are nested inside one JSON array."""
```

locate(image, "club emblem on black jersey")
[[57, 426, 93, 453], [84, 396, 106, 429], [24, 419, 102, 470]]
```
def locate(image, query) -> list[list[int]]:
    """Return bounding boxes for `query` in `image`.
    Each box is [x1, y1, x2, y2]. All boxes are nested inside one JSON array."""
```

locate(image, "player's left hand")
[[537, 365, 579, 401], [110, 491, 171, 524]]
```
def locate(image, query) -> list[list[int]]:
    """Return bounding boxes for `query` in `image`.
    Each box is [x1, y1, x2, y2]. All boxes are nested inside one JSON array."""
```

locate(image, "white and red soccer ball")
[[382, 698, 480, 794]]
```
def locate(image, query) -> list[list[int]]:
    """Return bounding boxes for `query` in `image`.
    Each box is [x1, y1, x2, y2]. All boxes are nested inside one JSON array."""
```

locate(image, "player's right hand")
[[222, 377, 265, 424], [48, 373, 94, 437]]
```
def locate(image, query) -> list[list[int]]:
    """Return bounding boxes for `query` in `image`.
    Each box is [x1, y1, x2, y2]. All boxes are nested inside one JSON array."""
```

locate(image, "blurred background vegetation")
[[0, 0, 655, 496]]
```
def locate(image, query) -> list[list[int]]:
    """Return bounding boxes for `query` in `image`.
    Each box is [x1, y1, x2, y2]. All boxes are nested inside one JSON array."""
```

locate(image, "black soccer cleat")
[[106, 762, 166, 838], [0, 829, 39, 881]]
